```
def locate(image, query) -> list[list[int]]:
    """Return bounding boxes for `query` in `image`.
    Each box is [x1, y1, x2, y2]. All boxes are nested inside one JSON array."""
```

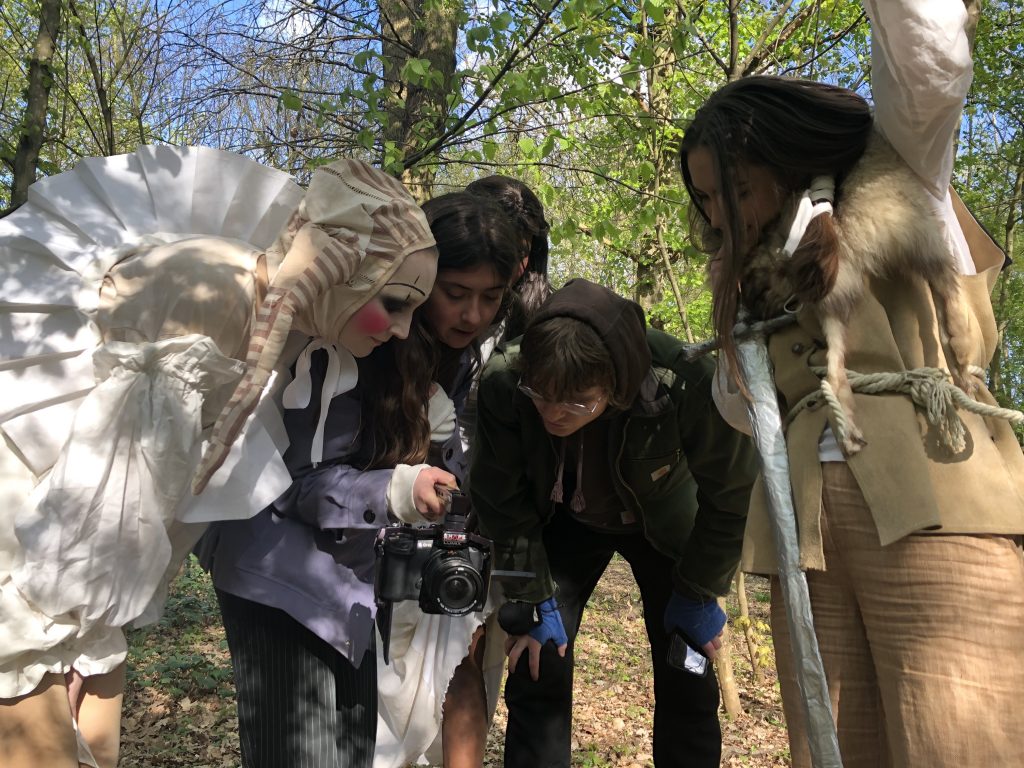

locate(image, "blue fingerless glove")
[[528, 596, 568, 647], [663, 592, 726, 647]]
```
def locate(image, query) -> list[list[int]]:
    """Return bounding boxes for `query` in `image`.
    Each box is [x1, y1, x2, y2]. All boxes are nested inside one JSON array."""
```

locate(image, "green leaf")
[[540, 134, 555, 158], [467, 26, 490, 46], [643, 0, 665, 24], [492, 11, 513, 31], [279, 90, 302, 111], [637, 45, 655, 70], [401, 58, 431, 84], [357, 129, 375, 151], [382, 140, 405, 171]]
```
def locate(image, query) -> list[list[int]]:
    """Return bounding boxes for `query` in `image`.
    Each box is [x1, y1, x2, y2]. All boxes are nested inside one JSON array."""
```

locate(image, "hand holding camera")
[[385, 465, 457, 523], [374, 487, 493, 662], [413, 467, 457, 521]]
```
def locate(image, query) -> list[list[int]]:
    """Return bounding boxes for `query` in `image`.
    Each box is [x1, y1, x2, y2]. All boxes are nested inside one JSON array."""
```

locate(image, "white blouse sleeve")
[[865, 0, 976, 274]]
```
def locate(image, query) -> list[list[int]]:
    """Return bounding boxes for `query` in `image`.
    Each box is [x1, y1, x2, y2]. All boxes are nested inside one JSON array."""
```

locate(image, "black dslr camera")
[[374, 488, 492, 662]]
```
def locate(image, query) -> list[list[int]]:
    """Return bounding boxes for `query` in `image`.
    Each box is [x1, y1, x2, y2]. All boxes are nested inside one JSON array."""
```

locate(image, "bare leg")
[[0, 673, 80, 768], [74, 664, 125, 768], [441, 626, 489, 768]]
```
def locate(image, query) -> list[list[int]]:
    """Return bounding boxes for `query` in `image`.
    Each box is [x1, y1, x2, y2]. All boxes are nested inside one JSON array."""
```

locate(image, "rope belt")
[[786, 365, 1024, 453]]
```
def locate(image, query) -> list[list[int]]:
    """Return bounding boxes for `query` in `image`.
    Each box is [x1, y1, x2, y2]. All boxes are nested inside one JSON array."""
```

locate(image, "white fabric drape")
[[12, 335, 244, 631]]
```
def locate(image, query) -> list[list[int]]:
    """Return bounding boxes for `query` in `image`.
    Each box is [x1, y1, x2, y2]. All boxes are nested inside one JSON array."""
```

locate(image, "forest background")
[[2, 0, 1022, 429]]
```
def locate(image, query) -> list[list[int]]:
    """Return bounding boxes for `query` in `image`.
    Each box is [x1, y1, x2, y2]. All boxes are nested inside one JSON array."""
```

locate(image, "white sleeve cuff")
[[386, 463, 432, 523]]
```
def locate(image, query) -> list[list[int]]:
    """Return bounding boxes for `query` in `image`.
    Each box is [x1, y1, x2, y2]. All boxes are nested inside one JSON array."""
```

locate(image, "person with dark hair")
[[458, 175, 553, 458], [198, 191, 520, 768], [370, 192, 522, 768], [680, 1, 1024, 765], [465, 174, 553, 339], [470, 279, 757, 768], [384, 175, 555, 768]]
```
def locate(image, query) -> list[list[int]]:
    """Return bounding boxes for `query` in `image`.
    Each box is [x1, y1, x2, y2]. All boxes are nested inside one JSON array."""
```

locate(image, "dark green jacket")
[[470, 328, 756, 602]]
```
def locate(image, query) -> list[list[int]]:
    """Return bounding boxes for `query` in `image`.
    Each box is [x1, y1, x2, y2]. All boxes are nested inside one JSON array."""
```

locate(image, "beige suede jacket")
[[742, 153, 1024, 575]]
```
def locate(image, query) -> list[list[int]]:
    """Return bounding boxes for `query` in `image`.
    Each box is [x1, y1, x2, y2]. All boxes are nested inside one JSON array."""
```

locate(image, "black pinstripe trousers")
[[217, 589, 377, 768]]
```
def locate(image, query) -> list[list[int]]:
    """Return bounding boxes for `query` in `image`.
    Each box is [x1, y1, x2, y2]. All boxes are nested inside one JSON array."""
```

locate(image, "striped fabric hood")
[[192, 159, 436, 493]]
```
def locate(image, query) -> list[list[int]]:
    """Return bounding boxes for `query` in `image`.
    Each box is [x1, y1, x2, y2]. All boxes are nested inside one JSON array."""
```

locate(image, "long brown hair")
[[679, 75, 873, 381], [360, 192, 520, 469]]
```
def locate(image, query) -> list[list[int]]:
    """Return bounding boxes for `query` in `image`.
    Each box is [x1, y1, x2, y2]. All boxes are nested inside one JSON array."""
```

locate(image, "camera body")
[[374, 490, 492, 618]]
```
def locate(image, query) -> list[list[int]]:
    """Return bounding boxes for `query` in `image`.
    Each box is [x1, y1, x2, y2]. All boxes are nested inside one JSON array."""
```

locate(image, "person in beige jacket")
[[679, 1, 1024, 766]]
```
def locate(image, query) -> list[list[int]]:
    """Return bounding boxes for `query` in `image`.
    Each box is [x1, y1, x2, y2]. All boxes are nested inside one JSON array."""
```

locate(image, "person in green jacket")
[[470, 278, 756, 768]]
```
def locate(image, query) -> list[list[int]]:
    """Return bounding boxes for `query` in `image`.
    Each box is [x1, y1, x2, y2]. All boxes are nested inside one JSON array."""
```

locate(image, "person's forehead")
[[533, 380, 605, 399], [395, 247, 438, 278], [381, 251, 436, 296], [437, 263, 504, 290]]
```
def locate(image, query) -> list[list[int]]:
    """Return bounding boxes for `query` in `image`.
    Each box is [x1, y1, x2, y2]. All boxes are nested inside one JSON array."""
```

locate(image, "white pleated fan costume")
[[0, 146, 307, 699]]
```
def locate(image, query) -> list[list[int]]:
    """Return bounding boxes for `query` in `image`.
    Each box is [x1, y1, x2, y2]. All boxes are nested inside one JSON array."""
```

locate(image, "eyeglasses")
[[517, 379, 606, 415]]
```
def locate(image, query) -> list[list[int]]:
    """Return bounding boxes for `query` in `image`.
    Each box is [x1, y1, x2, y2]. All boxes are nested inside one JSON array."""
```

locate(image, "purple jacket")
[[199, 345, 471, 665]]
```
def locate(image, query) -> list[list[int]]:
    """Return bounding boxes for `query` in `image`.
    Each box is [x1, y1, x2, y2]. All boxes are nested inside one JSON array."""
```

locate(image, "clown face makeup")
[[338, 246, 438, 357]]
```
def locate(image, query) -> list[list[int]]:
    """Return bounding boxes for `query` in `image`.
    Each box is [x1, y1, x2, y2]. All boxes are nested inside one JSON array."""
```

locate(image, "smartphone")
[[666, 631, 710, 677]]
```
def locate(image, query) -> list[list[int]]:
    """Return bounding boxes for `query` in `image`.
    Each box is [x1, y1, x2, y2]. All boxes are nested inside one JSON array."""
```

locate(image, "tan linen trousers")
[[772, 462, 1024, 768]]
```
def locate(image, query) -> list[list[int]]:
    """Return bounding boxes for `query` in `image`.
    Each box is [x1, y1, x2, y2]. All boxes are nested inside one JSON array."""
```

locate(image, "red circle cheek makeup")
[[352, 302, 391, 335]]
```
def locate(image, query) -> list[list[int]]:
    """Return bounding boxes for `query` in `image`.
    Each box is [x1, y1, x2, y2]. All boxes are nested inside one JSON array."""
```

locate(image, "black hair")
[[362, 192, 520, 468], [466, 175, 553, 337]]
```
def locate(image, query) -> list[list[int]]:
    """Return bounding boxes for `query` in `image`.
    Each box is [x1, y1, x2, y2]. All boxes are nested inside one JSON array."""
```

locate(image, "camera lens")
[[439, 572, 474, 610], [421, 554, 483, 616]]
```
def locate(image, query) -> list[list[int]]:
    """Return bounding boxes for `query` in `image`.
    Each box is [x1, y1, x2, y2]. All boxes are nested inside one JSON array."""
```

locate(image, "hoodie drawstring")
[[550, 435, 587, 513], [570, 433, 586, 513], [550, 440, 566, 504]]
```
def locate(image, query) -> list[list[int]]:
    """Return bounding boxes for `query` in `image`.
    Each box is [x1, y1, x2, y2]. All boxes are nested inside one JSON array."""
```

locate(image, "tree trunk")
[[68, 0, 116, 156], [640, 6, 694, 340], [8, 0, 63, 213], [962, 0, 981, 50], [990, 153, 1022, 396], [735, 571, 765, 683], [378, 0, 458, 198], [715, 597, 743, 718]]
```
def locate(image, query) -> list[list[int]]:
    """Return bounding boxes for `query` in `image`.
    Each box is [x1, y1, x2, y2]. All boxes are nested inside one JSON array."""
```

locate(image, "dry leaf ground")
[[120, 556, 792, 767]]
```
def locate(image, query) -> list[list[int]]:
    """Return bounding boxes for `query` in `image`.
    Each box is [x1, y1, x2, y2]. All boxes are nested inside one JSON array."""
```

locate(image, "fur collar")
[[739, 131, 946, 320], [834, 130, 949, 280]]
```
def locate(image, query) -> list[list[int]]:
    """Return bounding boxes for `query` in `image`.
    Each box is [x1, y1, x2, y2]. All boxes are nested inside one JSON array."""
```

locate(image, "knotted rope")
[[788, 365, 1024, 454]]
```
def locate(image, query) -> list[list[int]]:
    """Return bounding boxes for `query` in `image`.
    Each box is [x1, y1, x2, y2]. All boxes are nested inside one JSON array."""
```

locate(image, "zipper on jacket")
[[613, 414, 646, 536]]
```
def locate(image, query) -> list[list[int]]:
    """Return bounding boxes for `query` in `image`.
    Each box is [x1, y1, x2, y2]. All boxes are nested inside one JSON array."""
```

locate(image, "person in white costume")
[[0, 152, 439, 768]]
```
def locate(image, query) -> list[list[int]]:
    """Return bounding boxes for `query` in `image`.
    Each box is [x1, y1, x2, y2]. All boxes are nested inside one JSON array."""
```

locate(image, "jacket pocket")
[[620, 450, 681, 494]]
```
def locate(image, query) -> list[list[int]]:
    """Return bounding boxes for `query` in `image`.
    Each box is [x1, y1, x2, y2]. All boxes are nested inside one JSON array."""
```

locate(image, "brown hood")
[[527, 278, 651, 405]]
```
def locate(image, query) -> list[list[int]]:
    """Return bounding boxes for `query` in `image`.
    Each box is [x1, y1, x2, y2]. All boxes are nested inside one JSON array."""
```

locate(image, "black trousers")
[[503, 511, 722, 768], [217, 589, 377, 768]]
